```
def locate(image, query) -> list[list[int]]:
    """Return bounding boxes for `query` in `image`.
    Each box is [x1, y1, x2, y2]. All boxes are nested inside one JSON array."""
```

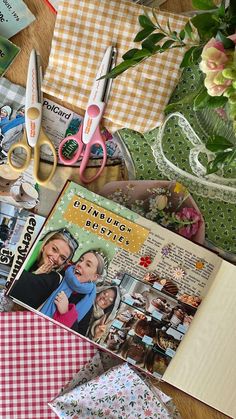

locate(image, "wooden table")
[[7, 1, 229, 418]]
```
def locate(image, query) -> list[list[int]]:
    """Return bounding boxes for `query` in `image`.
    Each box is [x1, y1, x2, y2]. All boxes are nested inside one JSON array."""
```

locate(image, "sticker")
[[195, 261, 205, 270], [153, 282, 163, 291], [142, 335, 153, 345], [139, 256, 152, 268], [112, 319, 123, 329], [161, 245, 171, 257], [172, 266, 186, 281], [152, 310, 163, 320], [165, 348, 176, 357]]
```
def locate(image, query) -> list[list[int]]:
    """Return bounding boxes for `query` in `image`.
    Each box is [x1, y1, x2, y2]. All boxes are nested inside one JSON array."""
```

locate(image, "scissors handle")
[[8, 132, 32, 172], [58, 124, 84, 165], [80, 126, 107, 184], [34, 128, 57, 185]]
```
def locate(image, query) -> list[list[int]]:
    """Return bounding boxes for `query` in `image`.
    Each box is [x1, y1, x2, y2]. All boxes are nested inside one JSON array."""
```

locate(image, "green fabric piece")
[[117, 66, 236, 260]]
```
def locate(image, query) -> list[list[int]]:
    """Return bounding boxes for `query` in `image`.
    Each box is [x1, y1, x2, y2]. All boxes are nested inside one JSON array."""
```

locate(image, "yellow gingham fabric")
[[43, 0, 189, 133]]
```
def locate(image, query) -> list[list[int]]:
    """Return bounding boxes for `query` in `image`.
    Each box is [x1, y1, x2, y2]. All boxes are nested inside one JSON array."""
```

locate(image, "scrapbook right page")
[[163, 260, 236, 419]]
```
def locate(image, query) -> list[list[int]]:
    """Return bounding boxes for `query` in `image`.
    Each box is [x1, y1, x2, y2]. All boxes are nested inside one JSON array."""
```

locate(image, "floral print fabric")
[[49, 352, 180, 418]]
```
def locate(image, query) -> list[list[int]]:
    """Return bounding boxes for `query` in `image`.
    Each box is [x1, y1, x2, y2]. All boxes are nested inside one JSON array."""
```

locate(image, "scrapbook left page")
[[7, 181, 223, 380]]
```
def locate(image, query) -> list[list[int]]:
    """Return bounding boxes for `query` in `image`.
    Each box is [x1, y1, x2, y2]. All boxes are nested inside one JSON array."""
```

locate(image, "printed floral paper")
[[49, 352, 180, 418]]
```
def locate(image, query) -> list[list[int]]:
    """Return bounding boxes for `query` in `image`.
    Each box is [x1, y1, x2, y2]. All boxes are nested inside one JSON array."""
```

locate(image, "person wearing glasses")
[[10, 229, 78, 309]]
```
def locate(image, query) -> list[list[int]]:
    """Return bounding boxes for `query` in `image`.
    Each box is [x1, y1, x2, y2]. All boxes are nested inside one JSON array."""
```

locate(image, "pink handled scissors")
[[58, 46, 117, 184]]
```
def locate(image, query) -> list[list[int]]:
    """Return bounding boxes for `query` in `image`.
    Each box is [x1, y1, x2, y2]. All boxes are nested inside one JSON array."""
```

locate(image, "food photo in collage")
[[113, 273, 197, 335], [103, 302, 182, 376]]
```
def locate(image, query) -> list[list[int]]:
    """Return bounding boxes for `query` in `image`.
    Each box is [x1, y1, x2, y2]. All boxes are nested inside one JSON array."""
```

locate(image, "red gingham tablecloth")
[[0, 311, 96, 419]]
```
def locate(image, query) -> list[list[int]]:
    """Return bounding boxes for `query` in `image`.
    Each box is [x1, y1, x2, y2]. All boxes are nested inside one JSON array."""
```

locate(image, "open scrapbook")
[[6, 181, 236, 418]]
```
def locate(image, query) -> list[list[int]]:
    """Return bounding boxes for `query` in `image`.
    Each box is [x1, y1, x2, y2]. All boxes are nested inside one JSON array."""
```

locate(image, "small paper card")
[[0, 36, 20, 76], [0, 0, 35, 39]]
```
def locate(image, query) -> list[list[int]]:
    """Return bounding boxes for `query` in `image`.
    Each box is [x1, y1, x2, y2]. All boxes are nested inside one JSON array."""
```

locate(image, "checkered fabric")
[[42, 0, 188, 133], [0, 311, 96, 419], [0, 78, 25, 119]]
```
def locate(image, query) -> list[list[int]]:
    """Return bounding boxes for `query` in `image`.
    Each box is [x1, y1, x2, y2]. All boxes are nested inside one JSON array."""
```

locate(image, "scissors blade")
[[25, 49, 43, 148], [82, 46, 117, 145]]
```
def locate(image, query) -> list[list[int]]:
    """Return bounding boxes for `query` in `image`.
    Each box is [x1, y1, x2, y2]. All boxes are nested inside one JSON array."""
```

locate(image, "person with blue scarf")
[[1, 106, 25, 135], [10, 229, 78, 309], [0, 105, 12, 130], [41, 250, 107, 328], [1, 106, 25, 152]]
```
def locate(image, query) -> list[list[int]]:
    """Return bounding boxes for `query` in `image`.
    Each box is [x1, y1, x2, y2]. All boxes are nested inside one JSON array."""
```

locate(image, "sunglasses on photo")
[[59, 228, 78, 253]]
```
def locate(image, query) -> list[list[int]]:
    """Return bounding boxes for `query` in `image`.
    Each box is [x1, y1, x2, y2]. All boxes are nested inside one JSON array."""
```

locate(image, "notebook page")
[[163, 260, 236, 418]]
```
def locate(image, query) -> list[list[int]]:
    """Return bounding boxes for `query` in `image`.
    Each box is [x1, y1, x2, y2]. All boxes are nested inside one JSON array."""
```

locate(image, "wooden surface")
[[6, 1, 229, 418]]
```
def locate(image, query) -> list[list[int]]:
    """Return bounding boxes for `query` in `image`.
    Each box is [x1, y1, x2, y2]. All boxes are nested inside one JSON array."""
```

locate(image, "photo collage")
[[92, 271, 199, 378]]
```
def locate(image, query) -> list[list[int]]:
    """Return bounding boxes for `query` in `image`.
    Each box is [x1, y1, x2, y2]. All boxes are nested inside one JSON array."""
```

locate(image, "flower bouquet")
[[100, 180, 205, 243], [102, 0, 236, 175]]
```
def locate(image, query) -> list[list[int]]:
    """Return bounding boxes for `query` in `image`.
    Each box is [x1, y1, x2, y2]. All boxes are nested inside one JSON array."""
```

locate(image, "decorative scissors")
[[58, 46, 117, 184], [8, 49, 57, 186]]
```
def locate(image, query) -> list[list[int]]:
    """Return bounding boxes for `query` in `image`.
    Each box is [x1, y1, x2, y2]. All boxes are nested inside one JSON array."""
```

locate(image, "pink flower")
[[200, 34, 236, 96], [204, 71, 231, 96], [176, 207, 202, 239], [200, 38, 229, 73]]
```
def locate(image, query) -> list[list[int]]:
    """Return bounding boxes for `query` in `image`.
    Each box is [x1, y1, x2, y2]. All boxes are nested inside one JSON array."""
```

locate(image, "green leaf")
[[193, 86, 209, 109], [192, 0, 217, 10], [179, 29, 186, 40], [134, 27, 156, 42], [100, 59, 139, 79], [207, 95, 228, 108], [161, 40, 176, 50], [206, 135, 234, 152], [132, 48, 152, 60], [122, 48, 140, 60], [142, 33, 166, 45], [194, 90, 228, 109], [184, 21, 193, 39], [216, 31, 235, 49], [141, 33, 165, 52], [191, 13, 218, 39], [225, 148, 236, 166], [180, 46, 198, 68], [206, 151, 233, 174], [139, 15, 155, 29], [192, 46, 203, 62]]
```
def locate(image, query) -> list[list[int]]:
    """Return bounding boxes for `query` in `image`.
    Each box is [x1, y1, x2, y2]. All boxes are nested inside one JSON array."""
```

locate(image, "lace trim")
[[152, 112, 236, 203]]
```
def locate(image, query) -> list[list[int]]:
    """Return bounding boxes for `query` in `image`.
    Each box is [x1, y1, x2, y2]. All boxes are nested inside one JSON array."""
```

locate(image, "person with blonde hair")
[[10, 229, 78, 309]]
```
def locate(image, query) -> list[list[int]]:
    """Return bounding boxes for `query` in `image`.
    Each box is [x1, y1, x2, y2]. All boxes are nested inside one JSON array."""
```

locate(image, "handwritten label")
[[142, 335, 153, 345], [64, 196, 149, 253], [112, 319, 123, 329], [152, 310, 163, 320]]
